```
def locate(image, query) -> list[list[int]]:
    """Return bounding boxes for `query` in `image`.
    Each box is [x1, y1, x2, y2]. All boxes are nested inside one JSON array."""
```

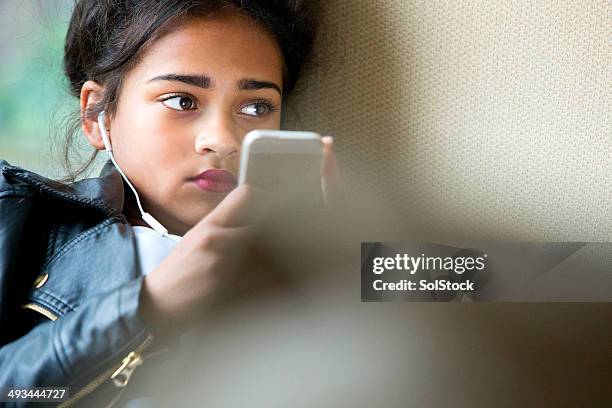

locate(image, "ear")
[[80, 80, 107, 151]]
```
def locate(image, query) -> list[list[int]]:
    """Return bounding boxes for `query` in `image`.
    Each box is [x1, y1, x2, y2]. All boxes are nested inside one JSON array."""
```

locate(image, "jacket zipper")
[[110, 351, 144, 387], [57, 333, 154, 408], [22, 302, 156, 407], [21, 302, 58, 321]]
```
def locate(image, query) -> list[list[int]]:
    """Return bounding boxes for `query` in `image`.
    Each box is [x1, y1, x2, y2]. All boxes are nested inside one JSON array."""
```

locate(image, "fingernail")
[[322, 136, 334, 145]]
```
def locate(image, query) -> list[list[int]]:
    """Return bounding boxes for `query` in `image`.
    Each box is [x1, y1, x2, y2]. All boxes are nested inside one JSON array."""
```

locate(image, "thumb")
[[201, 185, 254, 228]]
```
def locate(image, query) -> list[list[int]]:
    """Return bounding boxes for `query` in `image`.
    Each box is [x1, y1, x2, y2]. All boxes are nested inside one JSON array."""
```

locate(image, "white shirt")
[[132, 226, 182, 276]]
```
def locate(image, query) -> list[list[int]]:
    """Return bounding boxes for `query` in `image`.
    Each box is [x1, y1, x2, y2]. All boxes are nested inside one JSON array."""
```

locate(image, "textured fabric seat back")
[[284, 1, 611, 240]]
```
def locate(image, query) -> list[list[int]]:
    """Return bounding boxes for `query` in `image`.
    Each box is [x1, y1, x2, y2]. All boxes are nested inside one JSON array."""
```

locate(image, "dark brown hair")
[[59, 0, 318, 182]]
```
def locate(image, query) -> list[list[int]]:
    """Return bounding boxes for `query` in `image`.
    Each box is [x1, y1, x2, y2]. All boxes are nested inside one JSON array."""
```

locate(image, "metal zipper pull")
[[58, 334, 155, 407], [111, 351, 143, 387]]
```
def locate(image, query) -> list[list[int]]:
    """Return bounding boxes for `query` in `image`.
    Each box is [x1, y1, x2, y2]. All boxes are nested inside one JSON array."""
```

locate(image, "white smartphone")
[[238, 129, 323, 205]]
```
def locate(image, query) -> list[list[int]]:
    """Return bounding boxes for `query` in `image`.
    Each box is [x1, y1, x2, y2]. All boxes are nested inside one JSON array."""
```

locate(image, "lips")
[[190, 169, 237, 193]]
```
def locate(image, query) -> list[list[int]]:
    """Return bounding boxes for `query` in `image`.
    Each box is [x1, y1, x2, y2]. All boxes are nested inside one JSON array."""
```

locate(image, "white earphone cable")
[[97, 111, 180, 242]]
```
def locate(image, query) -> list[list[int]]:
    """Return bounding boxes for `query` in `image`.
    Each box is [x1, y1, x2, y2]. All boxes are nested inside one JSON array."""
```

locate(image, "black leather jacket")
[[0, 159, 162, 407]]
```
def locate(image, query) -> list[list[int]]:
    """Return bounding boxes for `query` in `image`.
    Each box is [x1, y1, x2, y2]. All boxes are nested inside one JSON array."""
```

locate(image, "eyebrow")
[[237, 78, 282, 95], [147, 74, 282, 95], [148, 74, 211, 88]]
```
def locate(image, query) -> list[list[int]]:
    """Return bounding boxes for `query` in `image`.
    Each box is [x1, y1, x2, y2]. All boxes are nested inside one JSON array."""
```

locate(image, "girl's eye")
[[161, 95, 197, 111], [240, 101, 278, 117]]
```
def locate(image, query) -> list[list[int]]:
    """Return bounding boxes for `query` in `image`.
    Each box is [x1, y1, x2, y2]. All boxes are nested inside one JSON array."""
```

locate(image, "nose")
[[194, 117, 240, 158]]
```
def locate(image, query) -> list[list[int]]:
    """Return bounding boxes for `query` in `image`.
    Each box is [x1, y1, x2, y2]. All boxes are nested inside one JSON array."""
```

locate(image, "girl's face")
[[97, 11, 283, 235]]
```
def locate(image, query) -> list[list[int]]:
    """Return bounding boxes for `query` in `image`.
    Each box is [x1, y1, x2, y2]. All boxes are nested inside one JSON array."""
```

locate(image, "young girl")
[[0, 0, 337, 406]]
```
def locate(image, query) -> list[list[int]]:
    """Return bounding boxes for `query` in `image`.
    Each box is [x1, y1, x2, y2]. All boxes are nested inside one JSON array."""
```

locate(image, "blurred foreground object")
[[115, 199, 611, 407]]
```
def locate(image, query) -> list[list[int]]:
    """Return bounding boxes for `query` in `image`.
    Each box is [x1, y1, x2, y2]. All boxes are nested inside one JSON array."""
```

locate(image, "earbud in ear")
[[97, 111, 112, 152]]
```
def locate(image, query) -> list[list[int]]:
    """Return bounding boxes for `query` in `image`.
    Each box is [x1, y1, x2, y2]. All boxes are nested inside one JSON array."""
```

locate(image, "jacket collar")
[[1, 159, 125, 217]]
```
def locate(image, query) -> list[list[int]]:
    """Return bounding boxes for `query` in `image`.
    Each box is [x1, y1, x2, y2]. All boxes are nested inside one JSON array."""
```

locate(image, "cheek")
[[114, 117, 192, 199], [114, 109, 192, 165]]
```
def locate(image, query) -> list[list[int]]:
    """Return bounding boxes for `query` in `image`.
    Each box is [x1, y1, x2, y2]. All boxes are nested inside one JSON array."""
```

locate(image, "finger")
[[223, 224, 256, 242], [197, 224, 256, 253], [320, 136, 335, 178], [202, 185, 257, 228], [319, 136, 346, 209]]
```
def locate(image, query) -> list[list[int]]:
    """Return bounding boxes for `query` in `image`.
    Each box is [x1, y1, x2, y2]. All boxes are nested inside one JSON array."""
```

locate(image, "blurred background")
[[284, 1, 611, 242], [0, 0, 104, 179]]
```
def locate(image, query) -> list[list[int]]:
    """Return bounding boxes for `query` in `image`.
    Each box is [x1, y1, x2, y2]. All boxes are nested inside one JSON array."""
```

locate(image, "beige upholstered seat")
[[284, 1, 611, 240]]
